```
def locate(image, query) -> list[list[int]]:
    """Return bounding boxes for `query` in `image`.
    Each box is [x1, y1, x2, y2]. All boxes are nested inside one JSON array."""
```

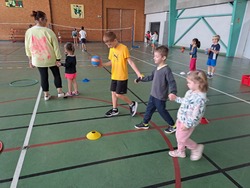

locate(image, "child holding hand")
[[134, 45, 177, 134], [57, 42, 79, 96], [168, 70, 208, 161]]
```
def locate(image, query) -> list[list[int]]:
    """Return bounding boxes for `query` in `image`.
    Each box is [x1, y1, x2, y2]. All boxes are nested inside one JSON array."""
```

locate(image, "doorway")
[[150, 22, 160, 38]]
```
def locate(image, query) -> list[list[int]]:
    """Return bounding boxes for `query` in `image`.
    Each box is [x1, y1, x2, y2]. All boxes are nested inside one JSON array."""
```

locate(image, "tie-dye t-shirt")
[[25, 26, 61, 67]]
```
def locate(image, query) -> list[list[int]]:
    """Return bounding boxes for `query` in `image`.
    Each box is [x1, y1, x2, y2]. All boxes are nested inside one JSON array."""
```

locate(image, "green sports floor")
[[0, 41, 250, 188]]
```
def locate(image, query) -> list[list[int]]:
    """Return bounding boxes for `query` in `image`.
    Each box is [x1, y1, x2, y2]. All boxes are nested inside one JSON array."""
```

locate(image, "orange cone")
[[181, 47, 185, 53], [200, 117, 209, 124]]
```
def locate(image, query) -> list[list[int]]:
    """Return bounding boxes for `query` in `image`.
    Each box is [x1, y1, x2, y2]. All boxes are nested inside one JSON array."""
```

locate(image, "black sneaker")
[[129, 101, 138, 117], [135, 122, 149, 130], [164, 125, 176, 134], [105, 108, 119, 117]]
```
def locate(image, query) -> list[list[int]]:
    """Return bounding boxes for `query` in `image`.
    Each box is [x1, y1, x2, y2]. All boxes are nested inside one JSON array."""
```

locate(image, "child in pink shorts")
[[57, 42, 79, 96]]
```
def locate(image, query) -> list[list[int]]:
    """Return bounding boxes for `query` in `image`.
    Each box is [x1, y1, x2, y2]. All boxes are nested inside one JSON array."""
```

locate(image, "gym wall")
[[0, 0, 145, 42]]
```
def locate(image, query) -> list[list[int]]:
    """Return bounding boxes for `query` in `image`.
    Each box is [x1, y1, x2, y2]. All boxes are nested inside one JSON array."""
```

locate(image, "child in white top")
[[151, 31, 158, 53], [79, 26, 87, 52]]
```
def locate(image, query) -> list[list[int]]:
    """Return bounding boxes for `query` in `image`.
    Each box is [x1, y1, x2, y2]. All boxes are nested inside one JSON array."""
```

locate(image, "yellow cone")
[[86, 131, 101, 140]]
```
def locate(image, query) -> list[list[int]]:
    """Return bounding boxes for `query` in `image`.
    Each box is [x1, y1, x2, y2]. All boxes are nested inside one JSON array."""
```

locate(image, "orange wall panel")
[[0, 0, 144, 42]]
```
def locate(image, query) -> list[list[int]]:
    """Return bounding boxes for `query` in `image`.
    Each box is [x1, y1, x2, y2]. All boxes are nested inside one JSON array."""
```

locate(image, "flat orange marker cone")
[[200, 117, 209, 124], [86, 131, 101, 140]]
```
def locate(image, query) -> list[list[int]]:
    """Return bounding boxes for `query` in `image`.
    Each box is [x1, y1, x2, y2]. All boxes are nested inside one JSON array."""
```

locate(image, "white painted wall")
[[144, 0, 232, 14], [236, 1, 250, 59], [145, 12, 168, 45], [144, 1, 250, 58], [175, 4, 232, 53]]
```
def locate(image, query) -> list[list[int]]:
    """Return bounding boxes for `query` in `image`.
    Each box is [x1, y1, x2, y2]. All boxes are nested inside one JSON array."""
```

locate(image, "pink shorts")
[[65, 73, 77, 80]]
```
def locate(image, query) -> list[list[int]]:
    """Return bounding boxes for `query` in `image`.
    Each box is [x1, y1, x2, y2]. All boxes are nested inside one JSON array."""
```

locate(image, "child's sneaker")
[[169, 150, 186, 158], [129, 101, 138, 117], [134, 122, 149, 130], [105, 108, 119, 117], [72, 91, 79, 96], [164, 125, 176, 134], [66, 92, 73, 97], [207, 73, 213, 79], [190, 144, 204, 161], [44, 95, 51, 101]]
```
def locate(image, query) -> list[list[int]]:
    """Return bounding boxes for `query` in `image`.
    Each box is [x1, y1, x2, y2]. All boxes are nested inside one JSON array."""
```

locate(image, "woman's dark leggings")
[[37, 66, 62, 92]]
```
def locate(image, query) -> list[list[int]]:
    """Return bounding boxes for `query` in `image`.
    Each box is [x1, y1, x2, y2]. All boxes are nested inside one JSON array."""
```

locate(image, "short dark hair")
[[64, 42, 75, 53]]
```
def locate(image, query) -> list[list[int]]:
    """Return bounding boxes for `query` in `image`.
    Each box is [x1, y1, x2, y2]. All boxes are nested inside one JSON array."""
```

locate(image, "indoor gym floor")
[[0, 41, 250, 188]]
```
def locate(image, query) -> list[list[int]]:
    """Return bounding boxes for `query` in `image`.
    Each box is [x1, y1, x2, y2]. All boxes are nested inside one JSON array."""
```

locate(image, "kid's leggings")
[[176, 120, 198, 152], [189, 58, 197, 71], [37, 66, 62, 92]]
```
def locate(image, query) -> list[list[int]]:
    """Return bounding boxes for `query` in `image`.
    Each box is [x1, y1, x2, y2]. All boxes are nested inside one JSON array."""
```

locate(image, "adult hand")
[[29, 61, 34, 68], [56, 61, 61, 67]]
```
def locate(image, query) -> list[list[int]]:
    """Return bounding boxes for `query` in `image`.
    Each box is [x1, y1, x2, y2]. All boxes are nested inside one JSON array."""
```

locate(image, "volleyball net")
[[0, 22, 138, 47], [51, 23, 138, 48]]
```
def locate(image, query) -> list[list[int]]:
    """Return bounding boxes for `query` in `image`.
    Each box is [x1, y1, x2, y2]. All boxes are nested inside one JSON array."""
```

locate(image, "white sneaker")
[[58, 93, 65, 98], [190, 144, 204, 161], [129, 101, 138, 117], [180, 72, 185, 75], [44, 95, 51, 101], [169, 150, 186, 158]]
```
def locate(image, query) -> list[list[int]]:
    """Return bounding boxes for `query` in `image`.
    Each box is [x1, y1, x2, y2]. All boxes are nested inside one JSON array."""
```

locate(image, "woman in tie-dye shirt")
[[25, 10, 65, 101]]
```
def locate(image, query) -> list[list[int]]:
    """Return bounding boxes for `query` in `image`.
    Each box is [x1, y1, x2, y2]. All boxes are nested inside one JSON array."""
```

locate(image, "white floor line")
[[131, 55, 250, 105], [167, 59, 241, 82], [10, 87, 42, 188], [131, 56, 156, 67], [208, 86, 250, 105], [132, 49, 241, 82]]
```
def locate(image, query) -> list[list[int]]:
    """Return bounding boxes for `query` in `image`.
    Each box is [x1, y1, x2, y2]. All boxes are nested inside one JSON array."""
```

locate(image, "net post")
[[131, 25, 140, 50]]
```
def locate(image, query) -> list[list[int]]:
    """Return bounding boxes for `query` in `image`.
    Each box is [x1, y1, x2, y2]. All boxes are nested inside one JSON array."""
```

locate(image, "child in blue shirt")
[[207, 35, 220, 78]]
